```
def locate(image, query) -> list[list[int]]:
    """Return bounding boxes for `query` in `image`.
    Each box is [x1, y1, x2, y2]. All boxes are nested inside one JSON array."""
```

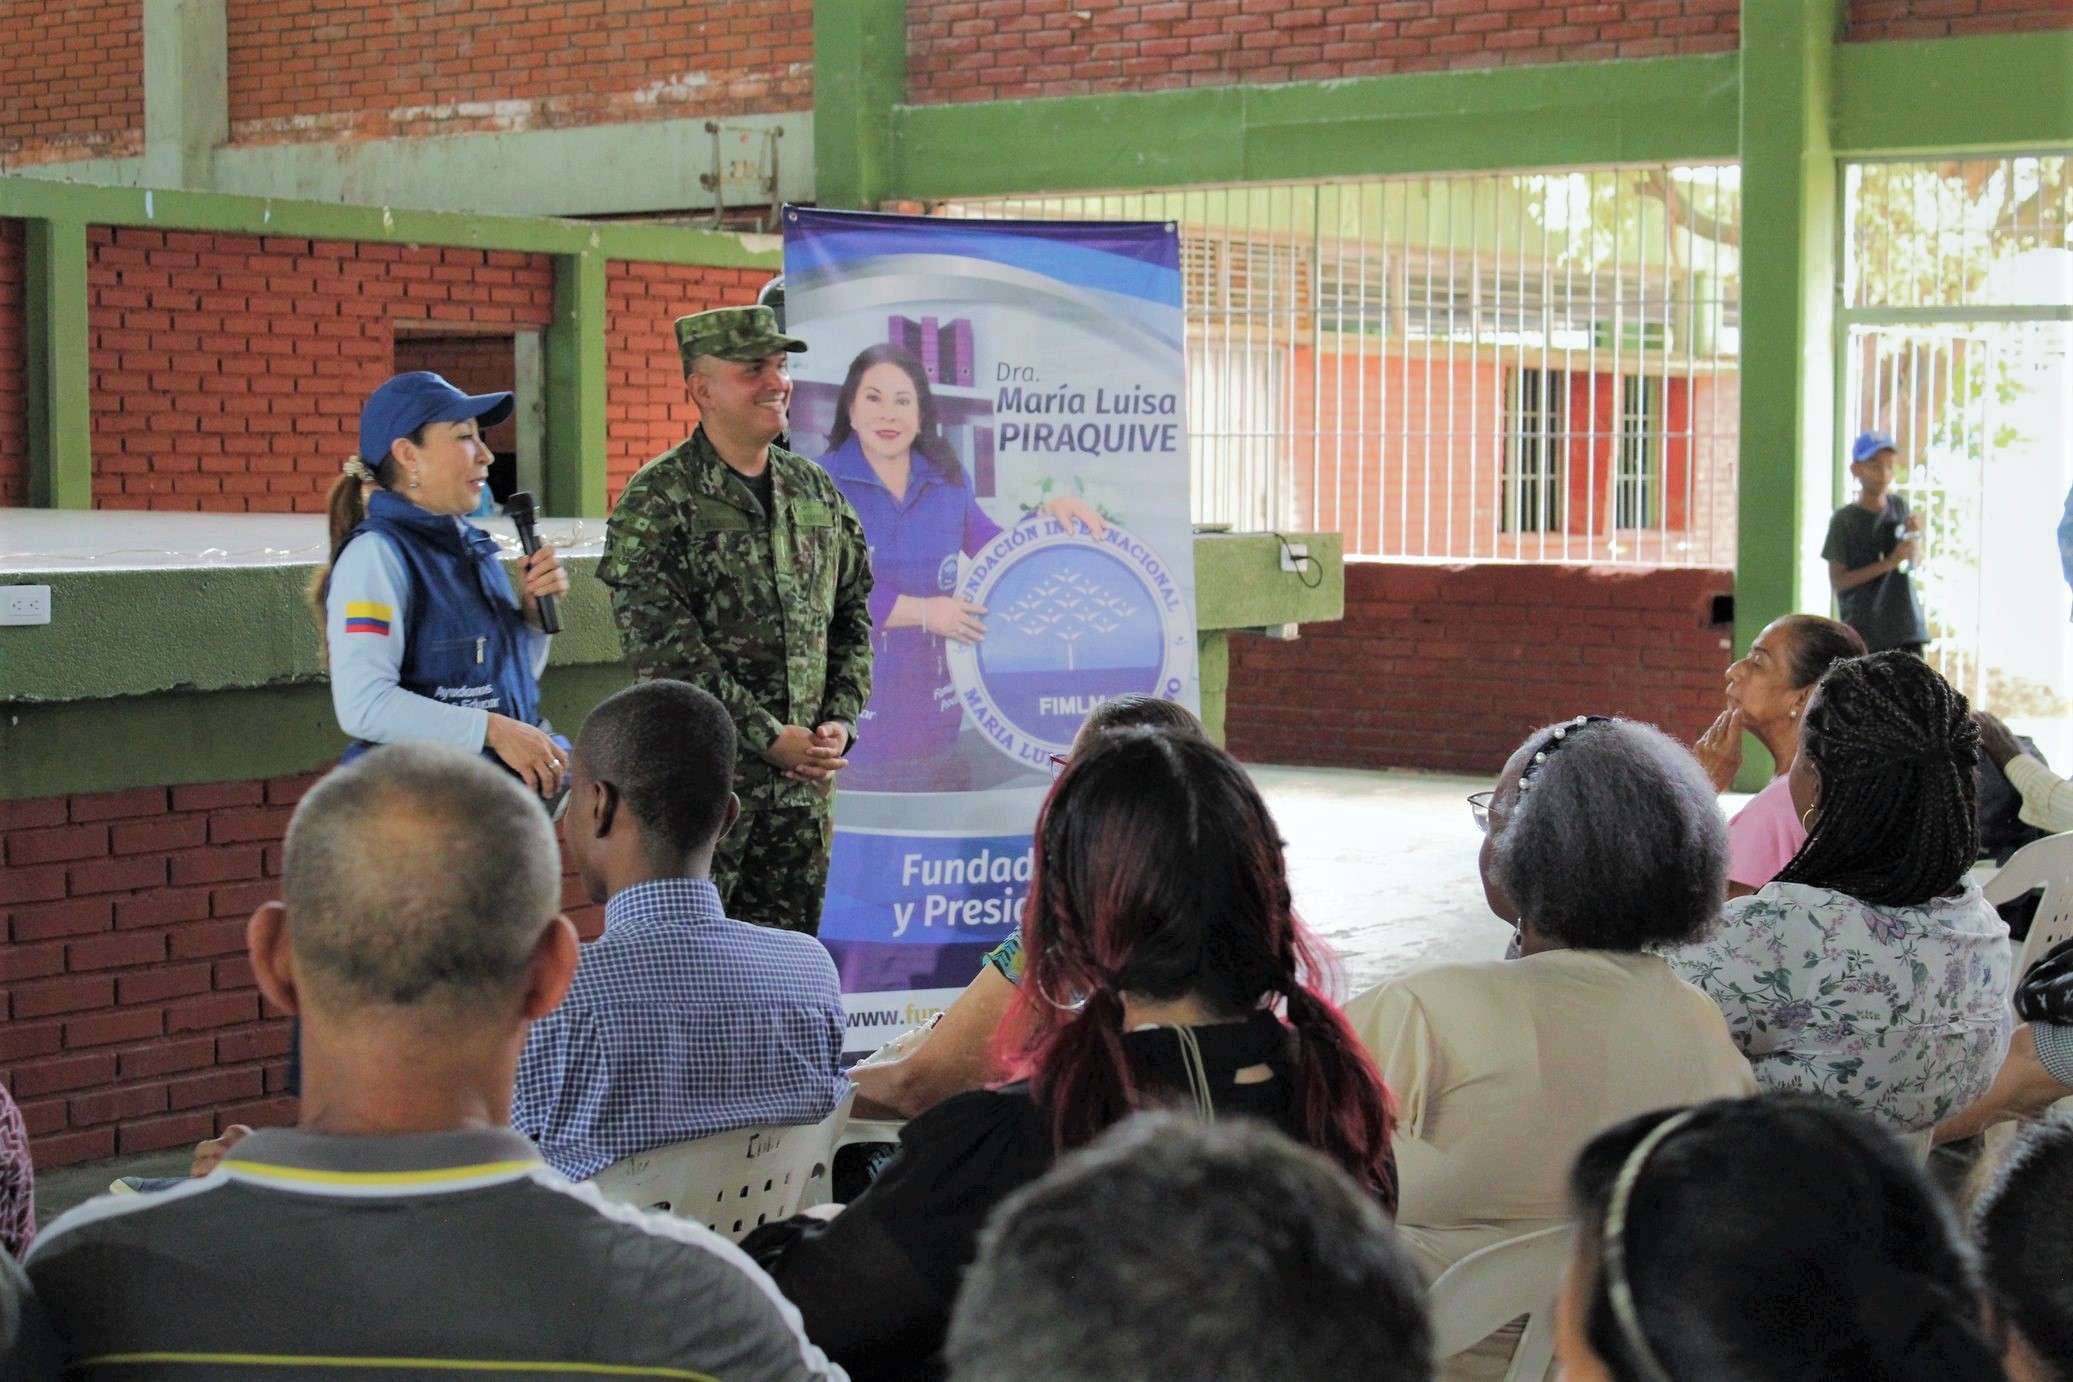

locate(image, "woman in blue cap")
[[820, 344, 1104, 791], [308, 371, 570, 799]]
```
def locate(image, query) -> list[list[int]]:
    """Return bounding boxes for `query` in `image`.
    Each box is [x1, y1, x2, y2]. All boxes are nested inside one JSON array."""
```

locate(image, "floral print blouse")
[[1668, 878, 2012, 1133]]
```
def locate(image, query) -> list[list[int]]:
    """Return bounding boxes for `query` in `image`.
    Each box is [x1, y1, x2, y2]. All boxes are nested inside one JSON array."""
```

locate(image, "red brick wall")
[[3, 775, 605, 1171], [604, 260, 775, 502], [1846, 0, 2073, 39], [0, 0, 143, 166], [87, 228, 553, 512], [224, 0, 814, 147], [907, 0, 1742, 103], [1225, 562, 1734, 775], [0, 221, 27, 508]]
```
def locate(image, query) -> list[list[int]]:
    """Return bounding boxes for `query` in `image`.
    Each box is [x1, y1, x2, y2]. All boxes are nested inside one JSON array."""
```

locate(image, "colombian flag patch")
[[344, 601, 392, 636]]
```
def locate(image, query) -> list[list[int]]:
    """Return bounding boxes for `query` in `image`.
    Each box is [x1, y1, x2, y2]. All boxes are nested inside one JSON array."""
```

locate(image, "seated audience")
[[513, 679, 848, 1179], [25, 744, 838, 1381], [1977, 710, 2073, 835], [849, 693, 1206, 1121], [0, 1083, 32, 1260], [1971, 1114, 2073, 1381], [1670, 651, 2012, 1133], [947, 1113, 1432, 1382], [744, 729, 1397, 1380], [1937, 935, 2073, 1145], [1692, 615, 1866, 892], [1557, 1095, 2003, 1382], [1345, 716, 1755, 1377]]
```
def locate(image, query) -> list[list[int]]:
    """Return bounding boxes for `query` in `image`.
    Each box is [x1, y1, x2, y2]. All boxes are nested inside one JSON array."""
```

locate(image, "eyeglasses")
[[1048, 754, 1069, 780], [1467, 790, 1495, 834]]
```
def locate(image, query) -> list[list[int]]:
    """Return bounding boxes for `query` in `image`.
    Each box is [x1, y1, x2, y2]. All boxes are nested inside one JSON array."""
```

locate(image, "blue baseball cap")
[[357, 371, 514, 463], [1851, 431, 1899, 465]]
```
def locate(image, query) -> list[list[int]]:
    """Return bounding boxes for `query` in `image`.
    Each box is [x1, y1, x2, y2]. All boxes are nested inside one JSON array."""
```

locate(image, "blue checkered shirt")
[[512, 878, 850, 1180]]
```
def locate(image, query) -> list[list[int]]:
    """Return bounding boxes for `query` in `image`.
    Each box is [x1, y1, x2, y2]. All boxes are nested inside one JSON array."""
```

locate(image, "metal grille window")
[[1505, 368, 1563, 534], [942, 167, 1741, 567], [1840, 154, 2072, 754], [1617, 375, 1661, 530]]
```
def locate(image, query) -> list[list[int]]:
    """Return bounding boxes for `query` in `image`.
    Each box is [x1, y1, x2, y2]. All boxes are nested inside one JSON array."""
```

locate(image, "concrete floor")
[[31, 763, 1665, 1228]]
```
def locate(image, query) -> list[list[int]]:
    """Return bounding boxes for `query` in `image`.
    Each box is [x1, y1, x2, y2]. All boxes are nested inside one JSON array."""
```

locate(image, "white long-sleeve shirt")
[[2006, 753, 2073, 836], [325, 530, 550, 750]]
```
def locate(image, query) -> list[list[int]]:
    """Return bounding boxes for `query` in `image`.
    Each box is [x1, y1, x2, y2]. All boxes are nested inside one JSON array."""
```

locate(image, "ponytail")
[[1284, 980, 1400, 1212], [1023, 987, 1139, 1157], [307, 453, 392, 659]]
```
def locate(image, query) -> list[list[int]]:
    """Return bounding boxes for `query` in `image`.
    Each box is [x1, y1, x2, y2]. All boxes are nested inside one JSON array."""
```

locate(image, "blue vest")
[[338, 490, 542, 762]]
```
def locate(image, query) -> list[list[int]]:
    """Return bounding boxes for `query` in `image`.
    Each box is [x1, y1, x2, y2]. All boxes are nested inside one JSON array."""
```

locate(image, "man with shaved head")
[[24, 745, 841, 1381]]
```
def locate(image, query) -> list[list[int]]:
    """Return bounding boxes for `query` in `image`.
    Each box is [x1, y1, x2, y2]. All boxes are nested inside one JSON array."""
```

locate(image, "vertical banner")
[[782, 208, 1197, 1055]]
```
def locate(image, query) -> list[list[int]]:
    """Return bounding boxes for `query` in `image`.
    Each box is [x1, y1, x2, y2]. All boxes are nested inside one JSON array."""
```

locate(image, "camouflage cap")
[[674, 305, 807, 370]]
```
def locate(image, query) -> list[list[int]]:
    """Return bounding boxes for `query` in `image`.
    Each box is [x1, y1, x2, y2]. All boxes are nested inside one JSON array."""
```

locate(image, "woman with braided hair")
[[1670, 651, 2012, 1134]]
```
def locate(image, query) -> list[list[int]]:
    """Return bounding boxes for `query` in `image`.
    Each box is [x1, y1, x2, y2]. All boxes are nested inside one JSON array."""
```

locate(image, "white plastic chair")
[[1425, 1224, 1572, 1382], [1985, 830, 2073, 980], [587, 1088, 856, 1241]]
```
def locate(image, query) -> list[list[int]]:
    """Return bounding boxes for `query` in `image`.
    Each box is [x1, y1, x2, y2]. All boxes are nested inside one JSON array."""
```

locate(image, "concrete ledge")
[[2, 513, 1346, 798]]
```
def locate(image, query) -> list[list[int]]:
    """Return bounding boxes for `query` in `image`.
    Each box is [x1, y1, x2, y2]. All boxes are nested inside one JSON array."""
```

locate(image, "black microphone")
[[505, 491, 561, 635]]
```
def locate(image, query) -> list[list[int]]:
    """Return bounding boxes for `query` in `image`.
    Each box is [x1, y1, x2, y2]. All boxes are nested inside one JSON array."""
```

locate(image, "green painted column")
[[813, 0, 906, 209], [25, 217, 93, 509], [1732, 0, 1843, 788], [545, 251, 608, 518]]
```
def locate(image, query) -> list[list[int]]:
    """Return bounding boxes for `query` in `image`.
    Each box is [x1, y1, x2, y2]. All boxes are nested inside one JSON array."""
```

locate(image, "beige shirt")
[[2007, 752, 2073, 834], [1346, 949, 1757, 1284]]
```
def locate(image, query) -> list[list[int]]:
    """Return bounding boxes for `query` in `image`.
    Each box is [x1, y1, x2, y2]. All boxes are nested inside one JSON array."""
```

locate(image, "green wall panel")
[[887, 55, 1741, 201]]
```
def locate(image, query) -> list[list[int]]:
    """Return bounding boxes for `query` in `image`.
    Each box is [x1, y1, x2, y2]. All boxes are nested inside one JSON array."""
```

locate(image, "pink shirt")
[[1727, 773, 1804, 888]]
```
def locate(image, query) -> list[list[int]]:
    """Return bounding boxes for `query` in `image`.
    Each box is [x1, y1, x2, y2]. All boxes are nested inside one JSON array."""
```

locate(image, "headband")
[[1516, 714, 1614, 794], [1599, 1106, 1701, 1382]]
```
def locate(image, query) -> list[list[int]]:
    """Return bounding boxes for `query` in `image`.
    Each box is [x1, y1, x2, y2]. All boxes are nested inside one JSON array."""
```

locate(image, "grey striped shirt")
[[25, 1126, 844, 1381]]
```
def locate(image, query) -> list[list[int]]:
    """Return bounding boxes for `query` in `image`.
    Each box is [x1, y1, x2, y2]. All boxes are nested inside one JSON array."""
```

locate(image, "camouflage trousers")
[[713, 801, 835, 936]]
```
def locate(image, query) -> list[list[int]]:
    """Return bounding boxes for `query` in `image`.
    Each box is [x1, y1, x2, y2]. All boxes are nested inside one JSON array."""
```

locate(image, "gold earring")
[[1799, 805, 1817, 830]]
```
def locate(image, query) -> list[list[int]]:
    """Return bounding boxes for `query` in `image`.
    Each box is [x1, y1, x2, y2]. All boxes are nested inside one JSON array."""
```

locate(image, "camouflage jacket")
[[598, 427, 874, 808]]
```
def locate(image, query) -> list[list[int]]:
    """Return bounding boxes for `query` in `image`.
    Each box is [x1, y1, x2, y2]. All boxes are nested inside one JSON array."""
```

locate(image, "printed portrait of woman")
[[818, 344, 1105, 792]]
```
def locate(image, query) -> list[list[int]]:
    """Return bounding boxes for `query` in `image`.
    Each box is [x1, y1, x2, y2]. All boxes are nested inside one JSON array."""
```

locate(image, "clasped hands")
[[763, 722, 852, 782]]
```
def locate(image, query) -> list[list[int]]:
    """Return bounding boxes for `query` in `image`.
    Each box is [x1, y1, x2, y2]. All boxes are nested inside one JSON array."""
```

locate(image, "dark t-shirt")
[[728, 462, 776, 518], [1822, 494, 1928, 652]]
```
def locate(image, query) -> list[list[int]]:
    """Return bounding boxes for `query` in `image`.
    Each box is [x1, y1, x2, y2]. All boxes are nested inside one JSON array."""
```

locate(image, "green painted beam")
[[885, 54, 1742, 200], [0, 667, 643, 799], [814, 0, 907, 209], [546, 253, 610, 518], [0, 558, 623, 704], [1733, 0, 1844, 792], [0, 177, 781, 270], [0, 687, 348, 800], [1833, 31, 2073, 155], [2, 535, 1335, 798], [24, 218, 92, 510]]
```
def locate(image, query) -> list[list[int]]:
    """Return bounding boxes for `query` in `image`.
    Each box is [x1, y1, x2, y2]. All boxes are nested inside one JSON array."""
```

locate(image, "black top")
[[1822, 494, 1928, 652], [743, 1011, 1376, 1382], [727, 461, 776, 518]]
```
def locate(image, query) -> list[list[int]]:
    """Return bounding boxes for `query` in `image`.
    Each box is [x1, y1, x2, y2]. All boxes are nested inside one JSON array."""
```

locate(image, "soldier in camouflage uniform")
[[598, 306, 873, 935]]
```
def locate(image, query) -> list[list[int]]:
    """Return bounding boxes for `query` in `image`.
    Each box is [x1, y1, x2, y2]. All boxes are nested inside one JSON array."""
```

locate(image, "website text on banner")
[[781, 208, 1199, 1056]]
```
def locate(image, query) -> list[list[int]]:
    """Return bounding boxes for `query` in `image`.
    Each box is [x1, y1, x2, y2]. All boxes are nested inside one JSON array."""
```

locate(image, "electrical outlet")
[[1, 585, 52, 626], [1279, 542, 1309, 573]]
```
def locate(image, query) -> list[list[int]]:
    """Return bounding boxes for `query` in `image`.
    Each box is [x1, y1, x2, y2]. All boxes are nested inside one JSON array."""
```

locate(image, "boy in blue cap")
[[1822, 431, 1928, 655]]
